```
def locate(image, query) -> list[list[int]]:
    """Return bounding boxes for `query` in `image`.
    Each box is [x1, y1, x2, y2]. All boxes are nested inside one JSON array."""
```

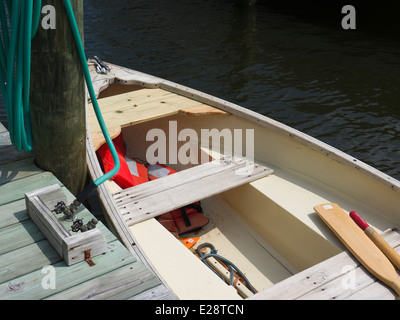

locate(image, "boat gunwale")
[[88, 62, 400, 196], [85, 63, 400, 299]]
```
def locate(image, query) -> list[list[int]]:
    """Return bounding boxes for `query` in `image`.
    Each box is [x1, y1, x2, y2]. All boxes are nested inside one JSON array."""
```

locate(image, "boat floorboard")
[[88, 87, 226, 151], [251, 228, 400, 300], [0, 122, 172, 300]]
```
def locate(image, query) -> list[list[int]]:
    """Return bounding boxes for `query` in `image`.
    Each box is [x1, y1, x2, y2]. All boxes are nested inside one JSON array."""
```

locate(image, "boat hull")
[[86, 62, 400, 299]]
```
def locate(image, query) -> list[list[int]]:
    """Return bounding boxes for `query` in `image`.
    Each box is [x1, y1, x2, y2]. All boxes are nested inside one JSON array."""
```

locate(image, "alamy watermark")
[[341, 265, 357, 290], [41, 265, 56, 290], [145, 121, 255, 175], [41, 5, 356, 31], [341, 5, 356, 30], [41, 5, 56, 30]]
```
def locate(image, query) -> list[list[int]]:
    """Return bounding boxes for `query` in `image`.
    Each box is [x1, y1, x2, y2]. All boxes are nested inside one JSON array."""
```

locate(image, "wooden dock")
[[0, 121, 174, 300]]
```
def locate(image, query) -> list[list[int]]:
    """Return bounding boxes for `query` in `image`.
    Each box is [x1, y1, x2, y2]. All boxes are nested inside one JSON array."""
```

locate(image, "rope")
[[197, 243, 257, 294]]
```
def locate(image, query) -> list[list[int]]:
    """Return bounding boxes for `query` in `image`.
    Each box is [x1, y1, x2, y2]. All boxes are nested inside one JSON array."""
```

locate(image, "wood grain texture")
[[45, 262, 159, 300], [0, 241, 134, 300], [88, 88, 226, 151], [30, 0, 87, 195], [0, 123, 164, 300], [251, 228, 400, 300], [113, 157, 273, 226], [314, 203, 400, 296], [26, 185, 107, 265], [0, 171, 60, 206], [364, 226, 400, 271], [85, 122, 178, 300]]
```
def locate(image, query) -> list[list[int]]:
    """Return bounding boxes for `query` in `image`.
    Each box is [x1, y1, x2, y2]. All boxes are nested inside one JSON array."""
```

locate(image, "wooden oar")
[[349, 210, 400, 271], [314, 203, 400, 295]]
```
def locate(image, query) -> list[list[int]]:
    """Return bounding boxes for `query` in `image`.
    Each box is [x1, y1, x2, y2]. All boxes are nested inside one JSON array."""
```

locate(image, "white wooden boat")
[[85, 62, 400, 300]]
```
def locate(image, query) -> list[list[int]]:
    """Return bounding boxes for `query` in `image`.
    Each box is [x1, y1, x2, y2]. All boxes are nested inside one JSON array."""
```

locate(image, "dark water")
[[83, 1, 400, 181]]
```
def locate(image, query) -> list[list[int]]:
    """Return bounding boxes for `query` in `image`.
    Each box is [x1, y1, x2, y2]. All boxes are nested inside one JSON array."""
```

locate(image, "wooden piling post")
[[30, 0, 87, 196]]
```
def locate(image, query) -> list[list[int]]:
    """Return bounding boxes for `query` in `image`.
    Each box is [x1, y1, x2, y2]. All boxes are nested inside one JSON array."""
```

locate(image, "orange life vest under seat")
[[96, 132, 209, 235], [146, 162, 209, 235], [156, 201, 209, 235]]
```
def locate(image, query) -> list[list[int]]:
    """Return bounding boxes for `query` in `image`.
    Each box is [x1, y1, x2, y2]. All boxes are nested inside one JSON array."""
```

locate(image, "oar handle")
[[350, 211, 400, 271], [364, 227, 400, 271]]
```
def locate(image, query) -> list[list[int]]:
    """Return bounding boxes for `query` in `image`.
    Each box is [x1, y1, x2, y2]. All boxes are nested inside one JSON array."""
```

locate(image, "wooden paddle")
[[349, 210, 400, 271], [314, 203, 400, 295]]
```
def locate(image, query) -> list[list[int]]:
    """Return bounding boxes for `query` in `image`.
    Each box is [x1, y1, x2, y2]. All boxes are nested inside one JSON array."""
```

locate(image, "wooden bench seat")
[[250, 228, 400, 300], [113, 156, 273, 226], [88, 88, 226, 151]]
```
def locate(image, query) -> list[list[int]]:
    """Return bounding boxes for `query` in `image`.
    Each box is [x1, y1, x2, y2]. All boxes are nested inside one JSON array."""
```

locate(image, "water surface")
[[83, 1, 400, 180]]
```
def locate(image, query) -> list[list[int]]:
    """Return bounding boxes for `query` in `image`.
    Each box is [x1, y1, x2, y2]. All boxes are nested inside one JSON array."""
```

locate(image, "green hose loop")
[[63, 0, 120, 186], [31, 0, 42, 39], [0, 0, 40, 152], [0, 1, 119, 187]]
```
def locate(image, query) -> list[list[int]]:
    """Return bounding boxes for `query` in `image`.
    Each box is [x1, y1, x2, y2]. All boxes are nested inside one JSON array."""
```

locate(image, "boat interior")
[[87, 81, 400, 299]]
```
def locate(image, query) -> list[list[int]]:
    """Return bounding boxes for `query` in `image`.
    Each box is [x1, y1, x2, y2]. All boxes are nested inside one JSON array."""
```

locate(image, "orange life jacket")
[[147, 162, 177, 180], [156, 202, 209, 235], [146, 161, 209, 235], [96, 132, 209, 235], [96, 133, 149, 188]]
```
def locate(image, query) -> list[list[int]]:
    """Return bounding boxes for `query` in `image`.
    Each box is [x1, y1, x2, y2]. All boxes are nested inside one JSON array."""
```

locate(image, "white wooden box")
[[25, 184, 107, 266]]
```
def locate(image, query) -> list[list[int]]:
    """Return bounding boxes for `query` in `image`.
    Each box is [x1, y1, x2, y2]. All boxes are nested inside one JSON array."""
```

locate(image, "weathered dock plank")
[[0, 122, 167, 300], [0, 186, 90, 230], [0, 158, 43, 186], [0, 122, 6, 134], [0, 219, 45, 256], [0, 241, 135, 300], [0, 131, 11, 149], [129, 284, 177, 300], [45, 262, 159, 300], [0, 199, 29, 229], [0, 240, 61, 284], [0, 145, 32, 166], [0, 172, 60, 206]]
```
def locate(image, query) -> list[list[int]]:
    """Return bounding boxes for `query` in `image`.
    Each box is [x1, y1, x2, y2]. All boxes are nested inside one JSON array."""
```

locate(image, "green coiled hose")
[[0, 0, 41, 152], [0, 0, 120, 194], [63, 0, 120, 188]]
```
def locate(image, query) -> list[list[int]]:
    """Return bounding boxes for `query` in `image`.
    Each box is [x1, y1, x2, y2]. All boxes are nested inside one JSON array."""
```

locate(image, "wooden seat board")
[[88, 87, 226, 151], [113, 157, 250, 205], [251, 228, 400, 300], [314, 203, 400, 295], [113, 157, 273, 226]]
